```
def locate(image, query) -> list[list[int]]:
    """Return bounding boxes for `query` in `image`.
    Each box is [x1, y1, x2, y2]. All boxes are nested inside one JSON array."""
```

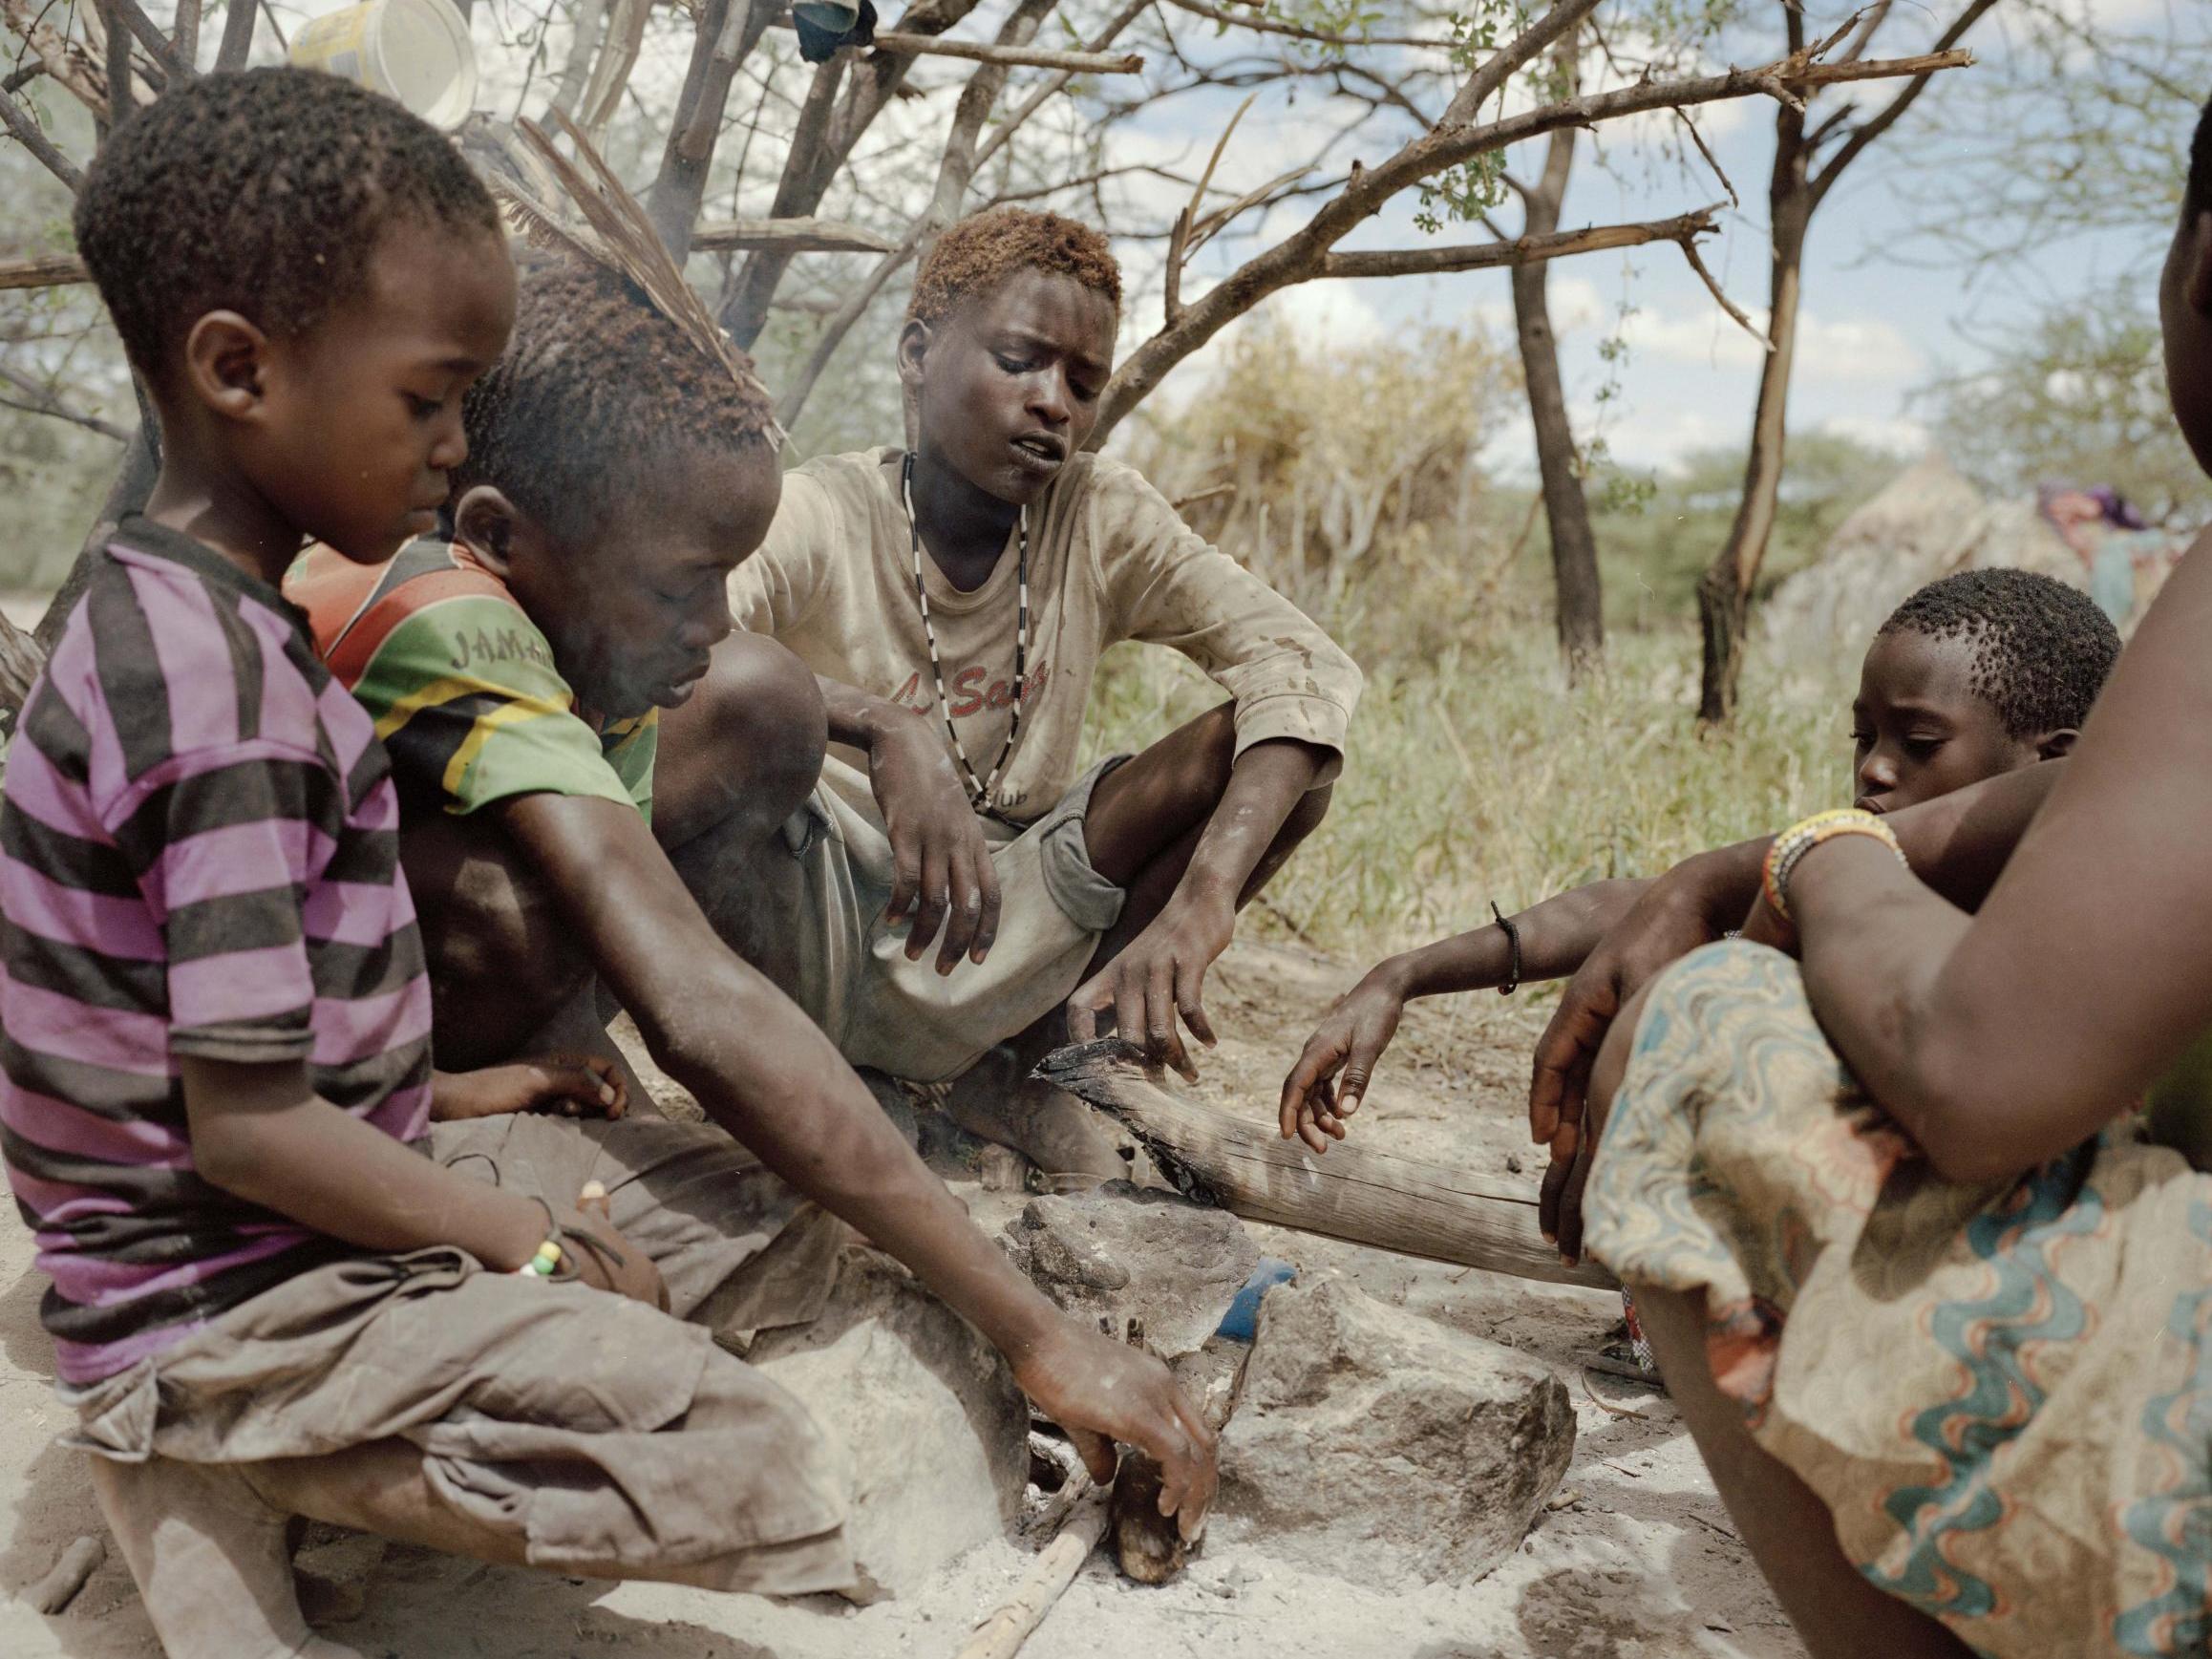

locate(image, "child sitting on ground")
[[1280, 567, 2123, 1151], [287, 251, 1214, 1542], [0, 72, 1205, 1659], [655, 208, 1363, 1179]]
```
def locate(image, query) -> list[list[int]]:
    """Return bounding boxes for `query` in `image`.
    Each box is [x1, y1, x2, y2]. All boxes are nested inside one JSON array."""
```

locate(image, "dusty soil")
[[0, 937, 1802, 1659]]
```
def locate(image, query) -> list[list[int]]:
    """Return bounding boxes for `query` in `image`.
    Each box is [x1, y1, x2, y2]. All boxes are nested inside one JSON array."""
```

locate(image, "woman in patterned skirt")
[[1560, 102, 2212, 1659]]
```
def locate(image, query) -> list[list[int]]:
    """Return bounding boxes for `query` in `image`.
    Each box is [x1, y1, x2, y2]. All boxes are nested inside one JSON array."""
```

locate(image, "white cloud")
[[1612, 306, 1923, 381], [1818, 414, 1930, 457]]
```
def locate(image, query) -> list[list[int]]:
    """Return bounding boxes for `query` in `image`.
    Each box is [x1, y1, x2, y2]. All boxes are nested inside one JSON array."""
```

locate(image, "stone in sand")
[[749, 1247, 1029, 1600], [1000, 1181, 1260, 1357], [1216, 1276, 1574, 1587]]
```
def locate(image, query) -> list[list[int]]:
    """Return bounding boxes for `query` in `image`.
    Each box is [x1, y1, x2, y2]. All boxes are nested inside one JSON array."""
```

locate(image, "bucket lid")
[[373, 0, 479, 130]]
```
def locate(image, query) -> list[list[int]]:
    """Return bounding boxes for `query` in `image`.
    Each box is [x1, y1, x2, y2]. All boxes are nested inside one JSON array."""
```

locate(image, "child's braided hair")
[[74, 68, 498, 381], [456, 261, 779, 547], [1879, 567, 2121, 736], [907, 208, 1121, 331]]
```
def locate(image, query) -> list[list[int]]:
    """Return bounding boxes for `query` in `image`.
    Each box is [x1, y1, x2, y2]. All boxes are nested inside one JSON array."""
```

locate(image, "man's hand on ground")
[[1537, 975, 1651, 1265], [432, 1056, 627, 1122], [1066, 895, 1234, 1081], [1014, 1321, 1219, 1541], [867, 712, 1002, 973], [1278, 969, 1406, 1153]]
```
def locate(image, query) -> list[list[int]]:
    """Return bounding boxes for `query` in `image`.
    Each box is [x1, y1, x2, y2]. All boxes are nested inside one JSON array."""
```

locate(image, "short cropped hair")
[[906, 208, 1121, 331], [74, 68, 498, 379], [456, 262, 779, 547], [1879, 567, 2121, 736]]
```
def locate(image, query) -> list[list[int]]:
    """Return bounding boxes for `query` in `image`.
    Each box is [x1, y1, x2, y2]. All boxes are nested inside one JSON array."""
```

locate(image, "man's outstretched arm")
[[1526, 758, 2069, 1183]]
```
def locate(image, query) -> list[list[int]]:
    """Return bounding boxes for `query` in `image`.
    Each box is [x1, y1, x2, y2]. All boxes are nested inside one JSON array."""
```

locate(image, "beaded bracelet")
[[514, 1237, 564, 1278], [512, 1196, 565, 1279], [1760, 808, 1907, 922]]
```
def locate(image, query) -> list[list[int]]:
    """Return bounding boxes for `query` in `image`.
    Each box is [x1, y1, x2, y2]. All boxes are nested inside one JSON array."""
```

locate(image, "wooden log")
[[954, 1490, 1109, 1659], [21, 1535, 102, 1615], [689, 215, 898, 255], [1036, 1040, 1617, 1291], [0, 253, 88, 292]]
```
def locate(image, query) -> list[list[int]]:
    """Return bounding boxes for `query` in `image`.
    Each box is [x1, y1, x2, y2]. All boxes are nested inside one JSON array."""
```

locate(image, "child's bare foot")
[[940, 1047, 1124, 1180]]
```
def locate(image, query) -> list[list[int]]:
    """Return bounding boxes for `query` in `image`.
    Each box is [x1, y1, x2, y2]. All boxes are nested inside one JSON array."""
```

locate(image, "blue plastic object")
[[1214, 1257, 1296, 1343]]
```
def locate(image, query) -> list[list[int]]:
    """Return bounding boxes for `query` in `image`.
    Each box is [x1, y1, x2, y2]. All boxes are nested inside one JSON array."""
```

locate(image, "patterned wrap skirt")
[[1584, 941, 2212, 1659]]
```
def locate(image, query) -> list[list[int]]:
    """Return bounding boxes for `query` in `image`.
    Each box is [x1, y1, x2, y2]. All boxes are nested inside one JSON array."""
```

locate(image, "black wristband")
[[1491, 901, 1521, 995]]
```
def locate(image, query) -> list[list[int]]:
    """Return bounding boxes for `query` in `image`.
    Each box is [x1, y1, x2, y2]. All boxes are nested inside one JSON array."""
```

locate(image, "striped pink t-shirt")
[[0, 519, 433, 1384]]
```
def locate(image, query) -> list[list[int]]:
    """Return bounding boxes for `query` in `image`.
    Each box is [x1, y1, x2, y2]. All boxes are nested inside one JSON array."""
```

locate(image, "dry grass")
[[1079, 578, 1849, 963]]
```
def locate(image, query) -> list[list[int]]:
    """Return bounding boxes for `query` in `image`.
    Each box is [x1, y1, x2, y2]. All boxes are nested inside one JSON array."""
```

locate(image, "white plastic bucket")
[[289, 0, 479, 131]]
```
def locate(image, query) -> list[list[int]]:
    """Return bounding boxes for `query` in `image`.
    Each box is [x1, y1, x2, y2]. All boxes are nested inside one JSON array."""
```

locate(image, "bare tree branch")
[[1678, 107, 1737, 207], [1674, 233, 1773, 351], [213, 0, 256, 72], [93, 0, 137, 126], [0, 254, 89, 290], [1442, 0, 1603, 129], [1159, 0, 1435, 52], [545, 0, 607, 118], [866, 32, 1139, 74], [1811, 0, 2000, 202], [0, 362, 128, 438], [720, 0, 987, 347], [578, 0, 651, 138], [691, 214, 898, 253], [776, 0, 1059, 426], [1316, 205, 1719, 278], [108, 0, 188, 80], [173, 0, 202, 72], [2, 0, 109, 112], [0, 214, 896, 294], [0, 83, 84, 188], [649, 0, 779, 256], [971, 0, 1148, 173], [1094, 45, 1973, 441]]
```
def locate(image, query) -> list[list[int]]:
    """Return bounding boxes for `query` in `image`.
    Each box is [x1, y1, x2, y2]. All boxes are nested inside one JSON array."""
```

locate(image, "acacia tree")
[[0, 0, 1969, 705], [1691, 0, 2000, 725]]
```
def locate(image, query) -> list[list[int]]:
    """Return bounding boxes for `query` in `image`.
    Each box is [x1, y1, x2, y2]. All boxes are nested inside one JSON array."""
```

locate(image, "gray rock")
[[1216, 1276, 1574, 1587], [749, 1248, 1028, 1600], [1000, 1181, 1259, 1357]]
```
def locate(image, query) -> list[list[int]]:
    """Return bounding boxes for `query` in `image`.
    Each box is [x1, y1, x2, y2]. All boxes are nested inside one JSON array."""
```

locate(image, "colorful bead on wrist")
[[513, 1237, 564, 1278], [1760, 808, 1907, 922]]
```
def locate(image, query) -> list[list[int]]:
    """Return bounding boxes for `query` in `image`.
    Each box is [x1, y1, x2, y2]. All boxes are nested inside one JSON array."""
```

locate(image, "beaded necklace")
[[900, 451, 1031, 810]]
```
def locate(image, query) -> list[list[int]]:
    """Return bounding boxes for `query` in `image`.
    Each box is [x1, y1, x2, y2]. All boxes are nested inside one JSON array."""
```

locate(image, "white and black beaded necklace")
[[900, 450, 1031, 810]]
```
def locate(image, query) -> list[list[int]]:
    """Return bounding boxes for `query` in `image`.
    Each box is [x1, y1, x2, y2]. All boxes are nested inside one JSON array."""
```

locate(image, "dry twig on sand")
[[955, 1491, 1111, 1659]]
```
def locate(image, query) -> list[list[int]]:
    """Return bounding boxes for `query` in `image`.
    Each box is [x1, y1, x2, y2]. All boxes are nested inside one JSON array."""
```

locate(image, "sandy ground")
[[0, 937, 1803, 1658]]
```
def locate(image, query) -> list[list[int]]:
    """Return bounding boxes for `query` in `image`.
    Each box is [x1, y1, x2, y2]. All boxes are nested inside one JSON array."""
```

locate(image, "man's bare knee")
[[657, 634, 828, 851]]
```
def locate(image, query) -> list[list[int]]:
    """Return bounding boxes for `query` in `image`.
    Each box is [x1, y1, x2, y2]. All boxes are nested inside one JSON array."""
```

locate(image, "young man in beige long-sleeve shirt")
[[656, 209, 1363, 1175]]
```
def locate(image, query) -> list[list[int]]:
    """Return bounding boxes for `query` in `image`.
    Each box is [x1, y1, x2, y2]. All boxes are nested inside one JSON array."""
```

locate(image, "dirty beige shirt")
[[733, 447, 1363, 825]]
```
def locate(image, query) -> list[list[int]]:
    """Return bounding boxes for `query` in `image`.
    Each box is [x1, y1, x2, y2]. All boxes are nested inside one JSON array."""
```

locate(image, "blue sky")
[[1105, 0, 2195, 478], [259, 0, 2194, 479]]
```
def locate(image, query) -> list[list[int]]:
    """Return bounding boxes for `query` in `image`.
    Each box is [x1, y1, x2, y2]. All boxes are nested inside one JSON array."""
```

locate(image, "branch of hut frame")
[[0, 362, 128, 441]]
